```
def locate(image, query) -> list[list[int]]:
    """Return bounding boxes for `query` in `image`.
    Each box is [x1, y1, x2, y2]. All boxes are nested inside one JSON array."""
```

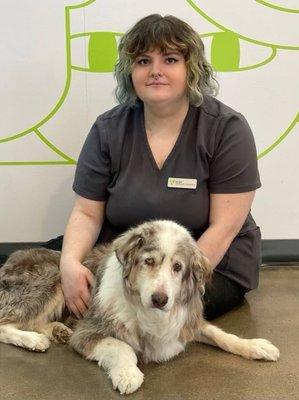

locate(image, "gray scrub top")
[[73, 96, 262, 290]]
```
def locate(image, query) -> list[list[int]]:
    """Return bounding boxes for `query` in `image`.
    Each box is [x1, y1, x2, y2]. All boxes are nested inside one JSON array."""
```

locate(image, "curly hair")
[[114, 14, 218, 107]]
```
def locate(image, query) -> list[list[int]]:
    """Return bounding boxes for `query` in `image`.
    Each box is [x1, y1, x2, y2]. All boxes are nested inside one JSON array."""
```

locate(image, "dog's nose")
[[151, 292, 168, 309]]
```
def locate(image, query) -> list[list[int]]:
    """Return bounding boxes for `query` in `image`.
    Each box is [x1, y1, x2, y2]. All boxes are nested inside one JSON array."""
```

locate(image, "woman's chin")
[[142, 96, 187, 109]]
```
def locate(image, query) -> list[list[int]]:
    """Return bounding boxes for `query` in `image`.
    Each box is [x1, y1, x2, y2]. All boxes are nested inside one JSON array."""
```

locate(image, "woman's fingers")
[[67, 297, 87, 319], [67, 274, 95, 318], [80, 281, 92, 309], [85, 269, 96, 289], [60, 261, 96, 319]]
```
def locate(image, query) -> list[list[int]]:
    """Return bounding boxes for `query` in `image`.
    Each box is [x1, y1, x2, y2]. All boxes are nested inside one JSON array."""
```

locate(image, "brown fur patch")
[[83, 244, 111, 275], [0, 249, 62, 326], [51, 323, 73, 344], [24, 284, 65, 331], [177, 239, 212, 304], [2, 248, 60, 276], [69, 318, 105, 358], [179, 296, 204, 343], [113, 222, 160, 269]]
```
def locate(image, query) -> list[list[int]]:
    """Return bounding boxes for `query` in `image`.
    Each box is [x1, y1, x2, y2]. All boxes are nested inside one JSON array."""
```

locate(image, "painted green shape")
[[187, 0, 299, 49], [186, 0, 298, 158], [88, 32, 118, 72], [0, 128, 76, 166], [258, 113, 299, 159], [201, 32, 277, 72], [255, 0, 299, 13], [211, 32, 240, 72], [34, 128, 76, 163], [0, 0, 98, 164]]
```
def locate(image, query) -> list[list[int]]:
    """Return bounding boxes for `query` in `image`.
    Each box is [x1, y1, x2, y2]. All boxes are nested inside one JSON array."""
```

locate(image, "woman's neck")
[[144, 99, 189, 136]]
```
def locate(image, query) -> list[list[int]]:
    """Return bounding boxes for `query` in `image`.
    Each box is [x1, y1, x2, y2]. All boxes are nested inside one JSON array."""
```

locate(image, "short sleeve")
[[208, 113, 261, 193], [72, 118, 111, 201]]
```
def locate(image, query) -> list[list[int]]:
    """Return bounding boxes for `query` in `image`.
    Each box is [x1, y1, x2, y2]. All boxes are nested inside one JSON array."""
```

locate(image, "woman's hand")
[[59, 196, 105, 318], [60, 258, 95, 319]]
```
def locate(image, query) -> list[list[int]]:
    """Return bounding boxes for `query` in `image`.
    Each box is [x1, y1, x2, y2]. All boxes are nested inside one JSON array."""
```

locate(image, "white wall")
[[1, 0, 298, 241]]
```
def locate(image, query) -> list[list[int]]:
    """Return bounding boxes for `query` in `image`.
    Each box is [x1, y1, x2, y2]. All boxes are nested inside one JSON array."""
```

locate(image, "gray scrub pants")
[[203, 271, 247, 320]]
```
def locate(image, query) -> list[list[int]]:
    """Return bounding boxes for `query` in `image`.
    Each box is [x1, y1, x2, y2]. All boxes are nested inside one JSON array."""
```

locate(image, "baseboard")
[[261, 239, 299, 264], [0, 242, 45, 255], [1, 239, 299, 266]]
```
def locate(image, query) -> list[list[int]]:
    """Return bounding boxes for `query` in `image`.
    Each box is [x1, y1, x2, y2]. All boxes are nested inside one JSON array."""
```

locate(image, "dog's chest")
[[133, 309, 187, 363], [103, 300, 186, 362], [140, 333, 185, 363]]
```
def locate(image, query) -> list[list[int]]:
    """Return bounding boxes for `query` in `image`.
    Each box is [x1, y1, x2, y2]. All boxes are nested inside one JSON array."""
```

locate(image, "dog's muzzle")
[[151, 292, 168, 309]]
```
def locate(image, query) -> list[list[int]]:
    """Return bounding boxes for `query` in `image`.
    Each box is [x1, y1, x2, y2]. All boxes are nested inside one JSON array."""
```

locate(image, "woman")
[[60, 14, 261, 320]]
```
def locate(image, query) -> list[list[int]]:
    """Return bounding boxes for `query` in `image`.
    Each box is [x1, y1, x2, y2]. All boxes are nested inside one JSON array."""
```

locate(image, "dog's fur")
[[0, 220, 279, 394]]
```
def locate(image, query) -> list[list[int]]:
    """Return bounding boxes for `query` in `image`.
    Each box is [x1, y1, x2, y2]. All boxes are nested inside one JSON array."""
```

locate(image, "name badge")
[[167, 177, 197, 190]]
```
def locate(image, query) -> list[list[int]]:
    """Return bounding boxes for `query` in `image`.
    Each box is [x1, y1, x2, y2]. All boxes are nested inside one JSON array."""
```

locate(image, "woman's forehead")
[[136, 48, 182, 56], [135, 43, 185, 56]]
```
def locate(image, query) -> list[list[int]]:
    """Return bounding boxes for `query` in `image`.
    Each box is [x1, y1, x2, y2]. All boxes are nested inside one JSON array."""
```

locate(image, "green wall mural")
[[254, 1, 299, 13], [187, 0, 299, 159], [0, 0, 298, 165]]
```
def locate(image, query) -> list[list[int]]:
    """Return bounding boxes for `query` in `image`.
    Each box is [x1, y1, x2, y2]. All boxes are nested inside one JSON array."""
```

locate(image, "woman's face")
[[131, 48, 188, 108]]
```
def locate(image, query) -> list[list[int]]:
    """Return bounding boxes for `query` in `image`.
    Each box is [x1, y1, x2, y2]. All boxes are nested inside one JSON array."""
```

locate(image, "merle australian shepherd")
[[0, 220, 279, 394]]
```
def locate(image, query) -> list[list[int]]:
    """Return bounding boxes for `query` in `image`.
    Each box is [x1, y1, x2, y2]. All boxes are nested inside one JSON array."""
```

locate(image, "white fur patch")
[[89, 337, 144, 395], [200, 323, 280, 361], [0, 324, 50, 352], [94, 253, 138, 333]]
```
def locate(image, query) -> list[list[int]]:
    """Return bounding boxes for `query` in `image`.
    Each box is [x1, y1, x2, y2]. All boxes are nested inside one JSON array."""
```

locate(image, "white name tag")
[[167, 177, 197, 190]]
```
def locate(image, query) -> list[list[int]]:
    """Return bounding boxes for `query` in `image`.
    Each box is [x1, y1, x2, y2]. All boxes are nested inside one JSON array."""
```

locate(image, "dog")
[[0, 220, 279, 394]]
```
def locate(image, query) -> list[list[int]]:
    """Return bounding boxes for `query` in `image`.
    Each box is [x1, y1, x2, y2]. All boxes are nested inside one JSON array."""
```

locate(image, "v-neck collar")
[[139, 103, 193, 172]]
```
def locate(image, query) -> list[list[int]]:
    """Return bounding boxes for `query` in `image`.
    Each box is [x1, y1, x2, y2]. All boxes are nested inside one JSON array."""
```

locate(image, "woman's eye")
[[165, 57, 177, 64], [137, 58, 149, 65], [173, 262, 182, 272], [145, 257, 155, 266]]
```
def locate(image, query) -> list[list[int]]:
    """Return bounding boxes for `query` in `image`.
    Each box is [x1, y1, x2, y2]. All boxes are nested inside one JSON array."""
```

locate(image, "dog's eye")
[[173, 262, 182, 272], [144, 257, 155, 266]]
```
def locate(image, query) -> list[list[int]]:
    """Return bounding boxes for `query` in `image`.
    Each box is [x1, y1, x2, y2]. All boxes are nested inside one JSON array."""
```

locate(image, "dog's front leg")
[[196, 322, 280, 361], [87, 337, 144, 395]]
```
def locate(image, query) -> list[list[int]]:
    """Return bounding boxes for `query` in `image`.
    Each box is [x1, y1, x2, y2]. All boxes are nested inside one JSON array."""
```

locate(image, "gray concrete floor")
[[0, 266, 298, 400]]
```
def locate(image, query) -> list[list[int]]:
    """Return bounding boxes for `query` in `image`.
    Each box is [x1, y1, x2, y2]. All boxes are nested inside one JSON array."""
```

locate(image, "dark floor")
[[0, 266, 298, 400]]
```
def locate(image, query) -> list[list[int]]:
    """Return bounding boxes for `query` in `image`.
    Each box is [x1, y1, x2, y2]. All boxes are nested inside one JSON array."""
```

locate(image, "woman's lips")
[[146, 82, 168, 86]]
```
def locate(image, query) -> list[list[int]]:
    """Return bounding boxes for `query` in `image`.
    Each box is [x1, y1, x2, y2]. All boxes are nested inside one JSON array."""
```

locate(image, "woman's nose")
[[150, 60, 163, 78], [151, 71, 163, 79]]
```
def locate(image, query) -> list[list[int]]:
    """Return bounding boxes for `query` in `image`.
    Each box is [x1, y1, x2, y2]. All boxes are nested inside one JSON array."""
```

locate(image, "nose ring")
[[152, 72, 162, 79]]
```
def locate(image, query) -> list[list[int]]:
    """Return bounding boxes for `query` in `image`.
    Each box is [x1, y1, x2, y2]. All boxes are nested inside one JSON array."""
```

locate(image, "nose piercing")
[[152, 72, 162, 79]]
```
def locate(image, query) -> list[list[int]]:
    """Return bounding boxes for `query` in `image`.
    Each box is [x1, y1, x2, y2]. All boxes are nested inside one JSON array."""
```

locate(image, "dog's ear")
[[191, 246, 212, 286], [181, 245, 212, 304], [114, 231, 144, 276]]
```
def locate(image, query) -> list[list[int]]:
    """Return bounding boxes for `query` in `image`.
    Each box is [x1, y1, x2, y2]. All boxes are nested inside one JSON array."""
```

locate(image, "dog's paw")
[[20, 332, 50, 352], [52, 323, 73, 344], [244, 338, 280, 361], [109, 365, 144, 395]]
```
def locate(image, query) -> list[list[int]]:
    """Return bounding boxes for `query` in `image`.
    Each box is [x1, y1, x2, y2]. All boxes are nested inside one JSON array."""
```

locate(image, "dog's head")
[[114, 220, 212, 312]]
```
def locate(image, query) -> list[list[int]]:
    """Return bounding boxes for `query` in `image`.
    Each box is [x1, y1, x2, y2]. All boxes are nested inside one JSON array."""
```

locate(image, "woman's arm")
[[60, 195, 106, 318], [196, 191, 256, 268]]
